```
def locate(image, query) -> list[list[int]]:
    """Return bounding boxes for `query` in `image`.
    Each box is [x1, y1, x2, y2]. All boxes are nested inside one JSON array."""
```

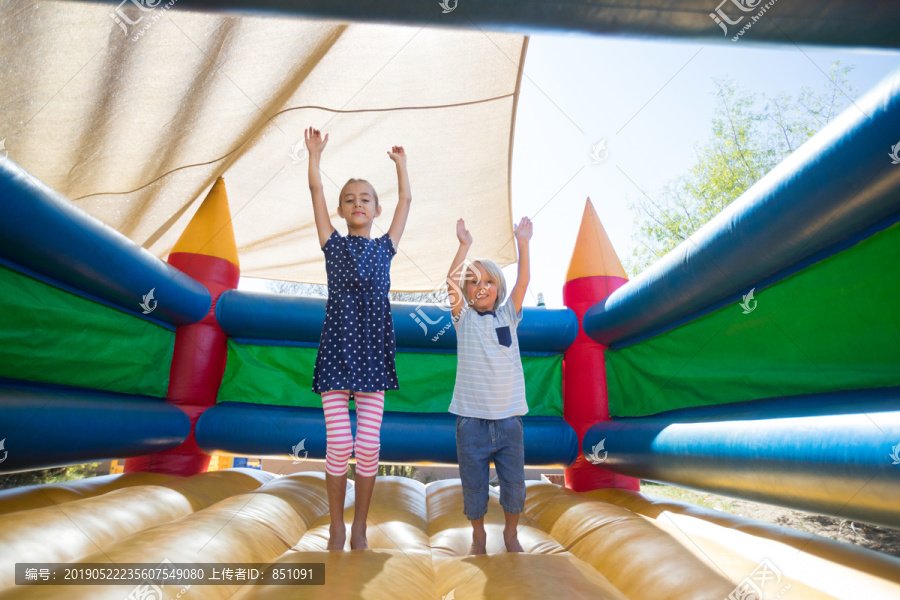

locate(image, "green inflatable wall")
[[0, 265, 174, 397], [219, 341, 564, 417], [606, 222, 900, 417]]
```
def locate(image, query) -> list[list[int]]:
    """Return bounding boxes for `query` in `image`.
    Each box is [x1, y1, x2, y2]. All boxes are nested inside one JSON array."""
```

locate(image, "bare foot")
[[327, 523, 346, 551], [350, 524, 368, 550], [504, 529, 524, 553], [469, 529, 487, 555]]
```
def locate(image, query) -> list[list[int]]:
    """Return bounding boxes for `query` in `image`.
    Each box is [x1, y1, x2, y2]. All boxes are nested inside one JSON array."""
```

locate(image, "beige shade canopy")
[[1, 1, 526, 290]]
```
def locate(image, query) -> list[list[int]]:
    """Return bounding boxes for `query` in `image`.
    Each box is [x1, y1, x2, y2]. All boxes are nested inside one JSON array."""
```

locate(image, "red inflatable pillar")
[[125, 177, 240, 475], [563, 199, 639, 492]]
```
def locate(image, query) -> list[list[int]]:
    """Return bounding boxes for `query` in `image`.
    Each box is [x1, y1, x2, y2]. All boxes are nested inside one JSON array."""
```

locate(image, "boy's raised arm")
[[387, 146, 412, 252], [447, 219, 472, 319], [306, 127, 335, 248], [509, 217, 532, 315]]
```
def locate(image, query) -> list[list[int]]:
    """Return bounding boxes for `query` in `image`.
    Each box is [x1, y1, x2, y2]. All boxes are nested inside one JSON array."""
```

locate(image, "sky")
[[506, 34, 900, 308], [242, 31, 900, 307]]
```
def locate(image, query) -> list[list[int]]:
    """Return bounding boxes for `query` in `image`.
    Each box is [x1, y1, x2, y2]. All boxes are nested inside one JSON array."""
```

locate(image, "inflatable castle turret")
[[563, 198, 639, 492], [125, 178, 240, 476]]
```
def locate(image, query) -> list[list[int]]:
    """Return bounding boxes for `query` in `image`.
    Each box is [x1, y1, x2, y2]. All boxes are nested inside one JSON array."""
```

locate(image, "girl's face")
[[338, 182, 381, 226], [465, 263, 497, 312]]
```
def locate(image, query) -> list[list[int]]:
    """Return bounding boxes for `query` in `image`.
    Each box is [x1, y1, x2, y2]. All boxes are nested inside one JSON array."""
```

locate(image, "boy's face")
[[338, 182, 381, 226], [464, 263, 497, 312]]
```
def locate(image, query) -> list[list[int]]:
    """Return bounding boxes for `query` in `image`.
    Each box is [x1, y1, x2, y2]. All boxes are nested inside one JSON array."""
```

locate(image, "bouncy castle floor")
[[1, 470, 899, 599]]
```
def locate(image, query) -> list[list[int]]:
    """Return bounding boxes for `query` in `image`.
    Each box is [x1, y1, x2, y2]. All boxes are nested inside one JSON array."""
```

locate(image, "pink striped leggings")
[[322, 390, 385, 477]]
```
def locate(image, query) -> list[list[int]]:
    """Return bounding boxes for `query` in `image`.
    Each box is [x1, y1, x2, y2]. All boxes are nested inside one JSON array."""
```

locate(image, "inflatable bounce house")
[[1, 1, 899, 599]]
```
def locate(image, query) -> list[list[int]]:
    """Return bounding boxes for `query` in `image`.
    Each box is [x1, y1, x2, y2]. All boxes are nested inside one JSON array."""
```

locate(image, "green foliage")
[[0, 462, 103, 490], [266, 279, 327, 297], [626, 61, 858, 276], [265, 278, 437, 303], [347, 463, 421, 481]]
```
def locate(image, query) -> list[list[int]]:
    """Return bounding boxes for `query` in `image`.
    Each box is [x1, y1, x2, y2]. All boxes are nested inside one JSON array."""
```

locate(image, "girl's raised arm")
[[509, 217, 532, 314], [306, 127, 335, 248], [387, 146, 411, 252]]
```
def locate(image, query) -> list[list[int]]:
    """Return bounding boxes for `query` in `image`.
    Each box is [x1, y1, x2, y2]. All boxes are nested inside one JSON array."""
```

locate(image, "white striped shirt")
[[449, 300, 528, 419]]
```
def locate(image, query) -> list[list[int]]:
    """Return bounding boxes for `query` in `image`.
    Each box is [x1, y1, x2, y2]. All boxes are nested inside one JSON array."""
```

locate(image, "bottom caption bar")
[[16, 563, 325, 586]]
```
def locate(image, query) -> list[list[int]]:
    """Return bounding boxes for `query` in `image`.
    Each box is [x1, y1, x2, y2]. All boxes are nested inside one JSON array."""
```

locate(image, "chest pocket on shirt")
[[496, 326, 512, 348]]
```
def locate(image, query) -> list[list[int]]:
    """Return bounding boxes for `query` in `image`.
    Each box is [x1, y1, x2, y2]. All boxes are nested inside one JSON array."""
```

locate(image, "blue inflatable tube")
[[216, 290, 578, 353], [0, 380, 191, 474], [582, 387, 900, 528], [0, 159, 210, 326], [196, 402, 579, 467], [216, 291, 326, 344], [584, 68, 900, 347]]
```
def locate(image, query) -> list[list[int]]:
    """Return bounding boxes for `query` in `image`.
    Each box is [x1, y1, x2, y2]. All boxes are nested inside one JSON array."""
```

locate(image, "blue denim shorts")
[[455, 415, 526, 520]]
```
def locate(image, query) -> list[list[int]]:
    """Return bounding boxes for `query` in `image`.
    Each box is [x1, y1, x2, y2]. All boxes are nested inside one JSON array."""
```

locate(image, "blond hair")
[[340, 178, 379, 206], [459, 259, 506, 311]]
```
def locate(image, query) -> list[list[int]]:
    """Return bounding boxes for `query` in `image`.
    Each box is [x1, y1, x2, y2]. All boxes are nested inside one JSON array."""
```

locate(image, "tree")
[[266, 279, 328, 297], [0, 463, 103, 490], [265, 278, 441, 304], [346, 463, 431, 481], [626, 61, 858, 276]]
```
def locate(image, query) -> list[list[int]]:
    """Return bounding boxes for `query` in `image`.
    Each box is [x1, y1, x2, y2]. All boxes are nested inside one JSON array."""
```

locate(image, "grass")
[[640, 481, 738, 512]]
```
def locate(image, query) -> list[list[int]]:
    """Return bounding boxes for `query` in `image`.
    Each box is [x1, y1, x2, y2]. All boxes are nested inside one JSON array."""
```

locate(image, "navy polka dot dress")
[[312, 229, 399, 394]]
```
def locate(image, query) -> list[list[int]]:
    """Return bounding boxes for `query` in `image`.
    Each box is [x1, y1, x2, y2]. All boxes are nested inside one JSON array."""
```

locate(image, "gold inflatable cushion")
[[4, 473, 899, 600], [0, 473, 177, 516], [0, 470, 273, 591]]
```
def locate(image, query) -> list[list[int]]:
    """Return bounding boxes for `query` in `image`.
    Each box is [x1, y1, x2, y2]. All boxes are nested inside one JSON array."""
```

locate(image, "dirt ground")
[[641, 482, 900, 559]]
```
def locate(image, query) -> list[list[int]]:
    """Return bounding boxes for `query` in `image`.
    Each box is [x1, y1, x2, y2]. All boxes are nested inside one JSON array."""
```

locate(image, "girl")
[[305, 127, 412, 551], [446, 216, 532, 554]]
